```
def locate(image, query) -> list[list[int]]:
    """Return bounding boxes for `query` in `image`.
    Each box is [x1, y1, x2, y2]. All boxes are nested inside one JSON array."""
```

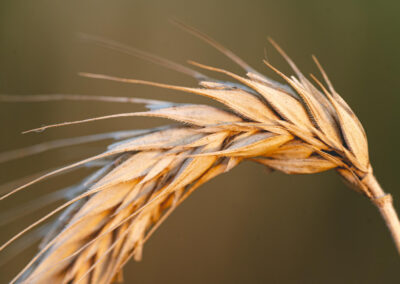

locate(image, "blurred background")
[[0, 0, 399, 283]]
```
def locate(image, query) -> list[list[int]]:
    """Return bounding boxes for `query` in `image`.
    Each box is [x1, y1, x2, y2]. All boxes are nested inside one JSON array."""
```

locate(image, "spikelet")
[[0, 23, 399, 283]]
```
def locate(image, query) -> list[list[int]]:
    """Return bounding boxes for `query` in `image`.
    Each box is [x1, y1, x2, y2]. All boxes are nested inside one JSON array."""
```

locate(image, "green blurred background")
[[0, 0, 399, 283]]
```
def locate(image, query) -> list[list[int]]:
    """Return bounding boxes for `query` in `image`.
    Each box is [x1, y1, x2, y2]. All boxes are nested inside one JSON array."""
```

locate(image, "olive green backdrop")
[[0, 0, 399, 283]]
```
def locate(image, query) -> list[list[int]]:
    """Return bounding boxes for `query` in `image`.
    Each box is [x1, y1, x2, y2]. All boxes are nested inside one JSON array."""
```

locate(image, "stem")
[[363, 173, 400, 255]]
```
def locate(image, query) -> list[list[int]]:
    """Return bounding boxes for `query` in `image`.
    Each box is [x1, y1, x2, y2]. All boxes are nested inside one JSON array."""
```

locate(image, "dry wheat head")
[[0, 23, 398, 284]]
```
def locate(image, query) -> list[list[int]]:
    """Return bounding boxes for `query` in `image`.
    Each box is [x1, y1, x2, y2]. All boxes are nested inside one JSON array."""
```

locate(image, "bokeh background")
[[0, 0, 399, 283]]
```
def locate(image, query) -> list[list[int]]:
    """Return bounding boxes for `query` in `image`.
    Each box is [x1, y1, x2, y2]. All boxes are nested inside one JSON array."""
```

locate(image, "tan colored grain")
[[0, 24, 399, 284]]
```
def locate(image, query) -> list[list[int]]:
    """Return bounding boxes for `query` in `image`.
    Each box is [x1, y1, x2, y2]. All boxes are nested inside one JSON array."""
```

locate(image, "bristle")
[[0, 130, 146, 164], [171, 19, 257, 74], [78, 32, 210, 82]]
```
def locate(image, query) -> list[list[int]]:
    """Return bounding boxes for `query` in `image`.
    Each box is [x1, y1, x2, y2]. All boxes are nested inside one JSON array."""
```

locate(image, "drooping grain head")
[[0, 24, 398, 284]]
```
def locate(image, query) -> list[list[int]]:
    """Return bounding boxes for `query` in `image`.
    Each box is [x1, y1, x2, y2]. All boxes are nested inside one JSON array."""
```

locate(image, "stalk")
[[363, 173, 400, 254]]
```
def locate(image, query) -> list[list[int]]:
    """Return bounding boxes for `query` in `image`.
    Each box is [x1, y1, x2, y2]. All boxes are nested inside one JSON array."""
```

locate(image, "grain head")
[[0, 23, 399, 283]]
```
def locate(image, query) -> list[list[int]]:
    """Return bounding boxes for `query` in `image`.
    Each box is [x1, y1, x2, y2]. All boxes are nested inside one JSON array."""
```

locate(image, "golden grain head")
[[0, 23, 398, 284]]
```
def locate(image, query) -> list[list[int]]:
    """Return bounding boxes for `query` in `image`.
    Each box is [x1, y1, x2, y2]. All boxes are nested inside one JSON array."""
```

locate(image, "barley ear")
[[1, 26, 399, 284]]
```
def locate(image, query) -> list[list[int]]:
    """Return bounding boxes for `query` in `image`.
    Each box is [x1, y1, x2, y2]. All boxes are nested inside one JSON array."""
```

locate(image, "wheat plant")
[[1, 23, 399, 283]]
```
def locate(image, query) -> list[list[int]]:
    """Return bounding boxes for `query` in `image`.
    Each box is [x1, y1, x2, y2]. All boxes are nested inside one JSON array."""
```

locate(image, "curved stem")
[[363, 173, 400, 255]]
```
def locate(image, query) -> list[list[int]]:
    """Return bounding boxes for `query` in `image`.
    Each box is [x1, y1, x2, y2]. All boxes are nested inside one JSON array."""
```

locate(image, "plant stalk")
[[363, 173, 400, 255]]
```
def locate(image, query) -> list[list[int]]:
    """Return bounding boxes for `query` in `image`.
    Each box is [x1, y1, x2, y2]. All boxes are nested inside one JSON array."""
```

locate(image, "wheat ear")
[[0, 25, 399, 284]]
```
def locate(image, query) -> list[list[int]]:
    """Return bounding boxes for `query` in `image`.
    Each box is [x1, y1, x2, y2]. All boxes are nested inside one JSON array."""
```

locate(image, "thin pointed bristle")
[[171, 18, 256, 73], [78, 33, 209, 81], [311, 55, 336, 94]]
